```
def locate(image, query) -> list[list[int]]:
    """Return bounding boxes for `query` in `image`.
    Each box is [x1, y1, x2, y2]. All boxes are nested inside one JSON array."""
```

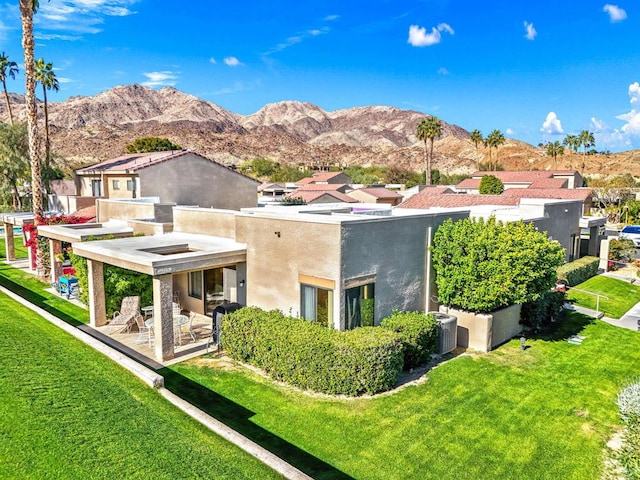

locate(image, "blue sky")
[[0, 0, 639, 152]]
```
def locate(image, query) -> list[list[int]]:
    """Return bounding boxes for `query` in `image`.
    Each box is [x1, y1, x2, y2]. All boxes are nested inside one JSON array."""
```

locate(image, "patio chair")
[[186, 312, 198, 343], [107, 296, 142, 334], [134, 314, 153, 347]]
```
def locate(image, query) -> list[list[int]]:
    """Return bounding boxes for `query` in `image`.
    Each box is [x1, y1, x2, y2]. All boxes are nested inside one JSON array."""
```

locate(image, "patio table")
[[142, 315, 190, 348]]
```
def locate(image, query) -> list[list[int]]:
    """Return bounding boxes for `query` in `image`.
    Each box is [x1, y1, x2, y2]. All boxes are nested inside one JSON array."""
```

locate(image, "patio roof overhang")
[[71, 232, 247, 275], [1, 212, 35, 226], [37, 222, 134, 244]]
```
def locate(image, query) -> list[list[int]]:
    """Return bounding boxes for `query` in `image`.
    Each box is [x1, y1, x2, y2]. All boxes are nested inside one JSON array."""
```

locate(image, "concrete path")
[[567, 299, 640, 332]]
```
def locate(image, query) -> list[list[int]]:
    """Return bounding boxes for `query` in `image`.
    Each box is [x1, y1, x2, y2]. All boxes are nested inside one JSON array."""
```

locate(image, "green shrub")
[[380, 311, 439, 370], [617, 379, 640, 479], [431, 217, 565, 313], [222, 307, 403, 396], [556, 256, 600, 287], [478, 175, 504, 194], [520, 290, 566, 331]]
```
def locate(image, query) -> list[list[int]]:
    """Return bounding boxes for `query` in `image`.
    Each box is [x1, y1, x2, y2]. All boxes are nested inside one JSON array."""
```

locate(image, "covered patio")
[[71, 232, 247, 362]]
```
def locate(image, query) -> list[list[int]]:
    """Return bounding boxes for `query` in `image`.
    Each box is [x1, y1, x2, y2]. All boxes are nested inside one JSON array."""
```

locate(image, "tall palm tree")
[[35, 57, 59, 167], [545, 141, 564, 169], [416, 116, 443, 185], [20, 0, 45, 273], [562, 134, 579, 153], [486, 129, 506, 171], [470, 129, 483, 149], [0, 52, 19, 125], [578, 130, 595, 174]]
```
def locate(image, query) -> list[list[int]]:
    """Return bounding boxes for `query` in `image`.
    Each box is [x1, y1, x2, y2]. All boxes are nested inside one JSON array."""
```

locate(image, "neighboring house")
[[295, 171, 352, 186], [74, 150, 259, 211], [286, 190, 358, 205], [73, 196, 583, 362], [456, 170, 584, 193], [347, 187, 404, 206], [501, 187, 593, 215]]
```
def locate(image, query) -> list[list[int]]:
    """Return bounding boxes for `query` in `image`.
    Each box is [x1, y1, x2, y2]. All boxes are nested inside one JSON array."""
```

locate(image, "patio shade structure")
[[72, 232, 247, 362]]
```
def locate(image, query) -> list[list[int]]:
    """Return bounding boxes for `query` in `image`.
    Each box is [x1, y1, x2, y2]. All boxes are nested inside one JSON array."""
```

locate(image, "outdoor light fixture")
[[239, 280, 245, 288], [274, 231, 281, 237]]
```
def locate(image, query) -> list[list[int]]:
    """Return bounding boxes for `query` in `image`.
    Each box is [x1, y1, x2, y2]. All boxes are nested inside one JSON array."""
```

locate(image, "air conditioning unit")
[[429, 312, 458, 354]]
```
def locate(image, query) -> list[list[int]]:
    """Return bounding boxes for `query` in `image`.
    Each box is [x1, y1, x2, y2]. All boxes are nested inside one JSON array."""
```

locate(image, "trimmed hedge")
[[617, 379, 640, 479], [557, 256, 599, 287], [222, 307, 404, 396], [520, 290, 566, 331], [380, 311, 439, 370]]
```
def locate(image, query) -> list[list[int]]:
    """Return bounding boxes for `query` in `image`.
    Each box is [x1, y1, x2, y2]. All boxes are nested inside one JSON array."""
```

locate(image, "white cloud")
[[408, 23, 454, 47], [324, 15, 340, 21], [209, 57, 217, 65], [603, 4, 627, 22], [141, 71, 178, 87], [629, 81, 640, 104], [540, 112, 564, 134], [57, 77, 72, 84], [224, 56, 242, 67], [437, 67, 450, 75], [506, 128, 515, 135], [523, 21, 537, 40], [35, 0, 138, 38]]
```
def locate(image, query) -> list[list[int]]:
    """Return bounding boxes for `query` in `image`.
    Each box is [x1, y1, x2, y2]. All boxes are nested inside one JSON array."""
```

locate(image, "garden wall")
[[439, 304, 522, 352]]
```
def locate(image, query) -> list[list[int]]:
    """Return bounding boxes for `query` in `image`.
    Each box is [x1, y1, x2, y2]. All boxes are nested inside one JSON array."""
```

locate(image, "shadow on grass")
[[160, 367, 354, 480], [0, 264, 84, 327], [527, 311, 595, 342]]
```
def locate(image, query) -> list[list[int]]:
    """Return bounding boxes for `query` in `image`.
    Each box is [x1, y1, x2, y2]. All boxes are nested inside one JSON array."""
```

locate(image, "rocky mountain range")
[[2, 84, 639, 176]]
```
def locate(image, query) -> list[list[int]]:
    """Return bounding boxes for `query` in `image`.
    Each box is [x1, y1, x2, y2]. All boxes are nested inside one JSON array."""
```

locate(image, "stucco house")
[[455, 170, 584, 193], [347, 187, 404, 206], [70, 195, 584, 362], [73, 149, 259, 211]]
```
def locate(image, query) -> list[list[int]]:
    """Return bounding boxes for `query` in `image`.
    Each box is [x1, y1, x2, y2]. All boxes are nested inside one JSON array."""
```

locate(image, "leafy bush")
[[125, 137, 181, 153], [617, 379, 640, 479], [556, 256, 600, 287], [380, 311, 439, 370], [478, 175, 504, 194], [520, 290, 566, 331], [610, 238, 636, 263], [431, 217, 566, 313], [223, 307, 404, 396]]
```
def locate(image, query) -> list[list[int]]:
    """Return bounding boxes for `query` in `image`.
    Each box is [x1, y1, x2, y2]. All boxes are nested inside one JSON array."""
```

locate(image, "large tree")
[[125, 136, 182, 153], [578, 130, 595, 172], [0, 122, 29, 208], [416, 116, 443, 186], [545, 141, 565, 169], [563, 134, 579, 153], [0, 52, 19, 125], [34, 57, 59, 167], [20, 0, 45, 274], [485, 129, 505, 171], [470, 129, 483, 149]]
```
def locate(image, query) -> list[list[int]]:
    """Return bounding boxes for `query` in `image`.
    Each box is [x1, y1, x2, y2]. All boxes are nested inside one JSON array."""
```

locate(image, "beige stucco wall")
[[439, 304, 522, 352], [126, 219, 173, 235], [96, 199, 175, 223], [236, 214, 342, 325], [173, 207, 237, 238], [47, 194, 97, 214]]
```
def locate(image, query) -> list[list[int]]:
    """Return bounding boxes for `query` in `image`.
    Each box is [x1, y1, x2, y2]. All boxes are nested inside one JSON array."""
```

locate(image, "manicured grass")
[[0, 293, 280, 479], [166, 313, 640, 480], [0, 233, 28, 259], [566, 274, 640, 318]]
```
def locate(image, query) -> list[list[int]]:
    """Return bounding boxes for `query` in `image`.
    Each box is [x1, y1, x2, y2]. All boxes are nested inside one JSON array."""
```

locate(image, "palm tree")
[[485, 129, 506, 171], [470, 129, 483, 149], [545, 141, 565, 169], [416, 116, 443, 185], [35, 57, 59, 167], [578, 130, 595, 174], [562, 134, 579, 153], [20, 0, 45, 273], [0, 52, 19, 125]]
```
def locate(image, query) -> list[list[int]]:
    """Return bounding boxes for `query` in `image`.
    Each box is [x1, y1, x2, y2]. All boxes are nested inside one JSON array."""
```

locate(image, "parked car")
[[619, 225, 640, 247]]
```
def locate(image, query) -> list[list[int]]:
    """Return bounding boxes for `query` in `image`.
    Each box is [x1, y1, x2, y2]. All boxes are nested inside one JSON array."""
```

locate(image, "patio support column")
[[26, 227, 35, 271], [588, 226, 600, 257], [4, 222, 15, 261], [152, 274, 174, 362], [49, 238, 60, 284], [87, 259, 107, 327]]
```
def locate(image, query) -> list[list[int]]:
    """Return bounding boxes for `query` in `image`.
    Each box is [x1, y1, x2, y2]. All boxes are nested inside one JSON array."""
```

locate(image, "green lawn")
[[166, 313, 640, 480], [566, 274, 640, 318], [0, 292, 280, 479], [0, 232, 28, 259]]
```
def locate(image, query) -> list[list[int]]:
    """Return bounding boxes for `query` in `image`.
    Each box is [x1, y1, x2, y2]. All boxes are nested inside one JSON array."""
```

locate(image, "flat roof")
[[72, 232, 247, 276], [37, 222, 135, 243]]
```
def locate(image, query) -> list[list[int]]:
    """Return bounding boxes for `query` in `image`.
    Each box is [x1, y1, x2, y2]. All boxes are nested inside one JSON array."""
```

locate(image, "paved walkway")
[[567, 299, 640, 332]]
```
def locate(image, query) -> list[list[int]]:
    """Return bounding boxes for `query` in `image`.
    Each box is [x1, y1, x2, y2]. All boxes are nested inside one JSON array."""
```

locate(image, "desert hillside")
[[1, 84, 638, 176]]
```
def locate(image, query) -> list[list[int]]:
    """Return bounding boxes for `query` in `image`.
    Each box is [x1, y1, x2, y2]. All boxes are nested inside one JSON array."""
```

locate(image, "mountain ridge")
[[1, 84, 639, 175]]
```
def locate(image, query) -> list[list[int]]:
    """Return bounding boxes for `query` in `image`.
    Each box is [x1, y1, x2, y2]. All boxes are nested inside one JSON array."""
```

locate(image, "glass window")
[[112, 180, 120, 190], [301, 284, 333, 328], [345, 283, 375, 329], [126, 179, 136, 191], [188, 271, 202, 299]]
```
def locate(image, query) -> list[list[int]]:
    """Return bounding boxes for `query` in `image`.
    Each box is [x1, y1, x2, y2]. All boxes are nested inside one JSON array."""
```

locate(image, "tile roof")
[[289, 184, 348, 193], [72, 205, 97, 221], [502, 188, 592, 201], [295, 171, 348, 185], [529, 178, 568, 188], [287, 191, 358, 204], [351, 187, 403, 199], [398, 193, 519, 209], [456, 178, 481, 189]]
